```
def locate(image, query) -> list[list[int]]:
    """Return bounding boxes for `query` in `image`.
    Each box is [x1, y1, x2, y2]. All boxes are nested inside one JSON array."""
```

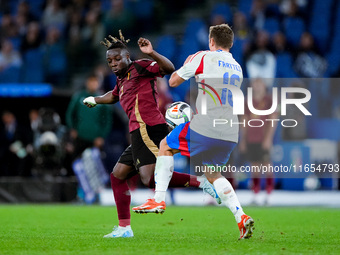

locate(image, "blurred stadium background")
[[0, 0, 339, 205]]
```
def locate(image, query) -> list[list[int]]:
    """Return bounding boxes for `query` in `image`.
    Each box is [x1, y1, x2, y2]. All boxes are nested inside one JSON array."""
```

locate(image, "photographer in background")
[[0, 110, 32, 176]]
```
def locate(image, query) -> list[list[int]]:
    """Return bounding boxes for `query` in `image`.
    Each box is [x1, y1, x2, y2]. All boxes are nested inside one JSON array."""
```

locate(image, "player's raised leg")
[[205, 164, 254, 239], [132, 139, 176, 214], [133, 123, 221, 213], [190, 129, 254, 239]]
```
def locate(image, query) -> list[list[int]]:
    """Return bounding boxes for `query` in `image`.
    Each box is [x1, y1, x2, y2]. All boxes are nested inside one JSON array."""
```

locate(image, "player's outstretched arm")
[[138, 37, 175, 75], [169, 72, 185, 88], [169, 52, 202, 87], [83, 91, 119, 108]]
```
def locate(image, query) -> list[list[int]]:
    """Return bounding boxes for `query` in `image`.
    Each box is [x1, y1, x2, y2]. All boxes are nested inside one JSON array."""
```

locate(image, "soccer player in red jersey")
[[239, 78, 278, 205], [83, 31, 220, 238]]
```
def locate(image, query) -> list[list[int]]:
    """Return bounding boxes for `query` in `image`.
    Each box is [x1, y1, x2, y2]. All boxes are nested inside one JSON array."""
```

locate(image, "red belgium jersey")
[[112, 59, 166, 132], [245, 94, 273, 144]]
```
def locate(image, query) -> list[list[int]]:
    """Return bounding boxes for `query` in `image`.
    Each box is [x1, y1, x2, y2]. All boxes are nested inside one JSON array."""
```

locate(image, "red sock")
[[266, 177, 274, 194], [227, 177, 235, 189], [252, 178, 261, 193], [148, 172, 200, 188], [110, 173, 131, 227]]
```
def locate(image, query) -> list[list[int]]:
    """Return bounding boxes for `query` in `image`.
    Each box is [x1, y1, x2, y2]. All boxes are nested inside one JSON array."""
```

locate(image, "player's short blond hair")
[[209, 24, 234, 49]]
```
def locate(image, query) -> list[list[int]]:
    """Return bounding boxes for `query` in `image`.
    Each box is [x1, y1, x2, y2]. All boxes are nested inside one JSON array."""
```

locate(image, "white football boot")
[[103, 226, 134, 238], [198, 175, 222, 204]]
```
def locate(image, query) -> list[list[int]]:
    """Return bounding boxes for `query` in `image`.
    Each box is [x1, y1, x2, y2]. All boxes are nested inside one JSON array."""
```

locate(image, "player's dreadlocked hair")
[[100, 30, 130, 50]]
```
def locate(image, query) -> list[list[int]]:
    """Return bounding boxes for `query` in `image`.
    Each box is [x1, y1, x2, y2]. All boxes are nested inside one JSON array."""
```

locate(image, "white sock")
[[197, 175, 205, 188], [154, 156, 174, 203], [213, 177, 244, 223]]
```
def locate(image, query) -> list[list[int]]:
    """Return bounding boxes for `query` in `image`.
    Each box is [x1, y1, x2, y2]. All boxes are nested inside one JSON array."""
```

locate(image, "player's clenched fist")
[[83, 96, 97, 108], [138, 37, 153, 54]]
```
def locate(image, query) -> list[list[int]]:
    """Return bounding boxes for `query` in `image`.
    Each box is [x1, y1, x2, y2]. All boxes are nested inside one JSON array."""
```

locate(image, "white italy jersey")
[[176, 50, 243, 142]]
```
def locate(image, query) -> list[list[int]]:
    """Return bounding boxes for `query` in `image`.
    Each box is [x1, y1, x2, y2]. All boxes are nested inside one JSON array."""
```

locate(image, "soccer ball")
[[165, 101, 193, 129]]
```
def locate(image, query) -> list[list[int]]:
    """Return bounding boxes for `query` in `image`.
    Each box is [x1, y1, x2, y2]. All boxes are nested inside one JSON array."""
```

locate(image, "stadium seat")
[[133, 0, 154, 19], [0, 66, 21, 83], [44, 48, 67, 76], [210, 2, 233, 24], [308, 0, 333, 53], [182, 18, 209, 53], [21, 49, 44, 83], [184, 18, 207, 38], [325, 49, 340, 77], [100, 0, 111, 11], [175, 36, 200, 69], [275, 53, 296, 78], [283, 17, 306, 47], [231, 38, 247, 68], [8, 0, 20, 15], [8, 37, 21, 51], [238, 0, 253, 19], [155, 35, 177, 63], [25, 0, 45, 19], [43, 46, 67, 86], [263, 18, 280, 36]]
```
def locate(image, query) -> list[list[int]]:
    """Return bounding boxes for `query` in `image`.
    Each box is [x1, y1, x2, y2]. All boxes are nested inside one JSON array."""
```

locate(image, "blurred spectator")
[[272, 32, 291, 55], [0, 39, 22, 71], [239, 78, 278, 205], [14, 12, 28, 37], [0, 12, 14, 41], [88, 0, 102, 13], [103, 0, 135, 38], [67, 0, 87, 11], [282, 80, 308, 140], [16, 1, 36, 22], [81, 10, 105, 61], [280, 0, 307, 18], [65, 75, 113, 165], [245, 30, 276, 84], [65, 9, 84, 75], [293, 32, 327, 78], [233, 12, 250, 40], [94, 63, 116, 92], [0, 111, 32, 176], [29, 109, 40, 133], [272, 31, 296, 78], [42, 26, 67, 86], [250, 0, 266, 30], [42, 0, 67, 31], [211, 14, 227, 26], [82, 10, 104, 47], [66, 9, 82, 43], [20, 22, 43, 53]]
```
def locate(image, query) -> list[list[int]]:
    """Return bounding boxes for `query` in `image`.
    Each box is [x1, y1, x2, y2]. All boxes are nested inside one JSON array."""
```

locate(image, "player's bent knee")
[[139, 171, 153, 187], [139, 164, 155, 187], [140, 175, 151, 187], [112, 163, 133, 180], [159, 138, 168, 150], [159, 138, 175, 156]]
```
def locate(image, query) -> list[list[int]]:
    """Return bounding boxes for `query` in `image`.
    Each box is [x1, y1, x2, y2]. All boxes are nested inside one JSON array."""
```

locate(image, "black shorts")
[[246, 143, 270, 163], [118, 124, 169, 170]]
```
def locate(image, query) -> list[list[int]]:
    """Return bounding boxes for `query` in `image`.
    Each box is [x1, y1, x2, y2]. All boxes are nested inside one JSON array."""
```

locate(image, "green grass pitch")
[[0, 205, 339, 255]]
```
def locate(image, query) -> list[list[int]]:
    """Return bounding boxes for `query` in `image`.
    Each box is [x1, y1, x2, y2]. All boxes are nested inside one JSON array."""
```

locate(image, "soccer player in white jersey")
[[133, 24, 254, 239]]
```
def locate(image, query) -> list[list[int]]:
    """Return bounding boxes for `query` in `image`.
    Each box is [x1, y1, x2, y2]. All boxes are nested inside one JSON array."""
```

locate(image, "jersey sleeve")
[[111, 84, 119, 97], [134, 59, 162, 77], [176, 51, 207, 80]]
